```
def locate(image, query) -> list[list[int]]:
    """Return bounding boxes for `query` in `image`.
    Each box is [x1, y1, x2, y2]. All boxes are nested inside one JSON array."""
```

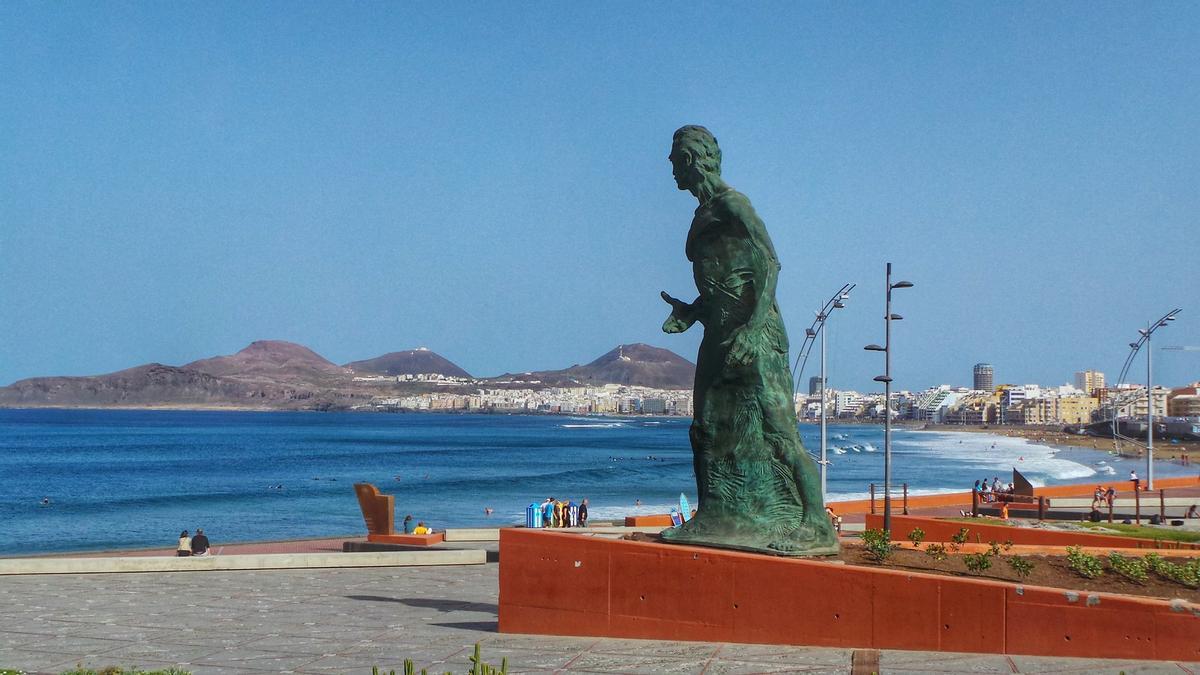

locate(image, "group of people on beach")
[[972, 477, 1016, 502], [401, 515, 433, 534], [1090, 485, 1119, 511], [175, 529, 210, 557], [540, 497, 588, 528]]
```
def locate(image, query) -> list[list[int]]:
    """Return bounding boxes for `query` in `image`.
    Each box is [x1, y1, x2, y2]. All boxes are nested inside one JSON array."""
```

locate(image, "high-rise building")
[[1074, 370, 1106, 396], [808, 376, 823, 396], [973, 363, 994, 392]]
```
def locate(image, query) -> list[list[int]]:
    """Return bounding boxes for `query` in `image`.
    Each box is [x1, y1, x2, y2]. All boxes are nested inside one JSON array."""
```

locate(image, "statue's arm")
[[723, 195, 781, 363], [660, 291, 700, 333], [726, 194, 780, 328]]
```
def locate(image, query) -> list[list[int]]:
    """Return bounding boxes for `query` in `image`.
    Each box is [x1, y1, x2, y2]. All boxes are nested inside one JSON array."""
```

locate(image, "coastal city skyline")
[[2, 4, 1198, 392]]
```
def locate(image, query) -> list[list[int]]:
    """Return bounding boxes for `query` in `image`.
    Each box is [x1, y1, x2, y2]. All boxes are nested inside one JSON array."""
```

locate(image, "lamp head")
[[873, 375, 893, 383], [889, 313, 903, 320], [864, 344, 886, 352], [891, 281, 914, 289]]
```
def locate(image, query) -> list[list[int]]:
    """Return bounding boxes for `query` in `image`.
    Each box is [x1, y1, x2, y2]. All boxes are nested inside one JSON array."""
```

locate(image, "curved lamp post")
[[864, 263, 913, 533], [1116, 308, 1181, 491], [792, 283, 855, 501]]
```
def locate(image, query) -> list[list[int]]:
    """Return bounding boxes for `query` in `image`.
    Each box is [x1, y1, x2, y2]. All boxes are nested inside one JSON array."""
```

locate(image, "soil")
[[858, 546, 1199, 603], [624, 533, 1199, 603]]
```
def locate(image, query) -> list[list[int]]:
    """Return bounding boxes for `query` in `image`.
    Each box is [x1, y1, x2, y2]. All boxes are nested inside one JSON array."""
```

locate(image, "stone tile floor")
[[1, 563, 1196, 674]]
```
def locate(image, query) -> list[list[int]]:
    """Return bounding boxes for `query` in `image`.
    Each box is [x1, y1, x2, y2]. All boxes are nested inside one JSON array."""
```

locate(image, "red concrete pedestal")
[[498, 529, 1199, 661]]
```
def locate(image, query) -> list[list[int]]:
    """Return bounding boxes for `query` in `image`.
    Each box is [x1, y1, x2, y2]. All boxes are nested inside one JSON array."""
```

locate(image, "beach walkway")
[[3, 562, 1198, 674]]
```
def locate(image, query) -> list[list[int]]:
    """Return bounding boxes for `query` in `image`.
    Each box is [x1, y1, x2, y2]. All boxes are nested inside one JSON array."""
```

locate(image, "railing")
[[867, 483, 908, 516]]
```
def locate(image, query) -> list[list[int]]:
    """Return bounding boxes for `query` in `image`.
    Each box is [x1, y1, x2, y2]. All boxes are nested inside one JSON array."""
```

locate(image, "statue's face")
[[669, 144, 698, 191]]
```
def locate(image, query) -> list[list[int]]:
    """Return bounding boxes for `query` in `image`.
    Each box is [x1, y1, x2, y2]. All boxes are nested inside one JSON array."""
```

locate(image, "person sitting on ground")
[[825, 506, 842, 533], [403, 514, 415, 534], [190, 528, 210, 556], [176, 530, 192, 557], [412, 521, 431, 535]]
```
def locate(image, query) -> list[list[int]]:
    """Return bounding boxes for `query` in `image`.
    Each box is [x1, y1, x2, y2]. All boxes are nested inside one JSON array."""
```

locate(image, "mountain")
[[494, 343, 695, 389], [0, 363, 272, 407], [185, 340, 347, 381], [344, 348, 471, 378]]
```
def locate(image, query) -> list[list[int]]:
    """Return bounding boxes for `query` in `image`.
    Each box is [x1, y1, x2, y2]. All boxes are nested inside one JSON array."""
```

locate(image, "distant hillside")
[[186, 340, 347, 381], [495, 343, 695, 389], [0, 363, 278, 408], [344, 348, 471, 378]]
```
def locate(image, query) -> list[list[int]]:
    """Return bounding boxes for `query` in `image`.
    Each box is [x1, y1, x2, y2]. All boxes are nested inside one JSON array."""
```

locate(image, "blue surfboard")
[[679, 493, 692, 522]]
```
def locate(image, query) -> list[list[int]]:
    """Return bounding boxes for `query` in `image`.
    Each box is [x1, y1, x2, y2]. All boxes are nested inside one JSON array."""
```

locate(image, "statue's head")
[[670, 125, 721, 191]]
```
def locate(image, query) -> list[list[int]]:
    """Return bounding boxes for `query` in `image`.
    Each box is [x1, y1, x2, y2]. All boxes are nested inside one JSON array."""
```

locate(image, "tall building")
[[808, 376, 823, 396], [973, 363, 994, 392], [1074, 370, 1105, 396]]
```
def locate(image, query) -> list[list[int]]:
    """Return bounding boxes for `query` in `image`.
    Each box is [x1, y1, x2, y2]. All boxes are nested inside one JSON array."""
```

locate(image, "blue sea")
[[1, 408, 1195, 555]]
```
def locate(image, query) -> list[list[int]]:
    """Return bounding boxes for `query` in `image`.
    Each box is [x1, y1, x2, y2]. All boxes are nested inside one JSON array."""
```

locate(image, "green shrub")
[[1007, 556, 1034, 579], [924, 542, 948, 561], [1107, 552, 1149, 584], [861, 528, 897, 564], [373, 642, 507, 675], [907, 527, 925, 548], [1145, 554, 1200, 588], [987, 541, 1003, 557], [963, 552, 993, 574], [949, 527, 970, 552], [1065, 546, 1104, 579]]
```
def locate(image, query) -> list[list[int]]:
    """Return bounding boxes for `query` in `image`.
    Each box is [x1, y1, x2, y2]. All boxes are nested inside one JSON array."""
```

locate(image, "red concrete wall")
[[866, 515, 1200, 550], [498, 529, 1199, 660]]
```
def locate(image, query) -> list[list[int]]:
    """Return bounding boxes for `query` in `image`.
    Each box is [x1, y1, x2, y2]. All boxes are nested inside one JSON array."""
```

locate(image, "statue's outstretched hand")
[[661, 291, 694, 334]]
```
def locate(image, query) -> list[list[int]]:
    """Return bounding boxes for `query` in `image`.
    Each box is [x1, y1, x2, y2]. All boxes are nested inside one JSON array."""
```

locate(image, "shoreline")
[[917, 423, 1200, 462]]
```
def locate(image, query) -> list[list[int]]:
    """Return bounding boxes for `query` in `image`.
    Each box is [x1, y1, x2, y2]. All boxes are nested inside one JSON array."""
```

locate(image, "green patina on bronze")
[[660, 125, 838, 557]]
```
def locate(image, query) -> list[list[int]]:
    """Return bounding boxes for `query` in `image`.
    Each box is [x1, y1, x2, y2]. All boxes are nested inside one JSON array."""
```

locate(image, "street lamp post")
[[793, 284, 854, 503], [864, 263, 913, 533], [1137, 310, 1181, 490]]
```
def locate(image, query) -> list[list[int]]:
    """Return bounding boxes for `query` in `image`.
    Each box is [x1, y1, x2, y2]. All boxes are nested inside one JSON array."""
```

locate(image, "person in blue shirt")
[[403, 514, 415, 534]]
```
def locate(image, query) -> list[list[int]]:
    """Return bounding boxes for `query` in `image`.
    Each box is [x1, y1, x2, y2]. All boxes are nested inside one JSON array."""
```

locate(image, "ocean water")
[[1, 409, 1194, 555]]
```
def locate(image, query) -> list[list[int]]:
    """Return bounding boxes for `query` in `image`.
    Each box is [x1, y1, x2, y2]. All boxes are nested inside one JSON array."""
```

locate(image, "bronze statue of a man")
[[660, 125, 838, 556]]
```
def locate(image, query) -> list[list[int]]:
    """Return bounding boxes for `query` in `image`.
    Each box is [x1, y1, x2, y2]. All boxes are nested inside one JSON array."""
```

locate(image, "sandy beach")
[[918, 423, 1200, 463]]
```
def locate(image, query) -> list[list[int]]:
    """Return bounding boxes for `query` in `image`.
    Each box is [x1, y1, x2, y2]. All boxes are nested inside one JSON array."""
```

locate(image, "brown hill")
[[495, 343, 695, 389], [185, 340, 347, 381], [0, 363, 275, 407], [344, 348, 471, 378]]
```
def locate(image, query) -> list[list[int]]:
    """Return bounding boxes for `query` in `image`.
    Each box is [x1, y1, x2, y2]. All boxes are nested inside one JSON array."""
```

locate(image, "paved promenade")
[[3, 562, 1197, 674]]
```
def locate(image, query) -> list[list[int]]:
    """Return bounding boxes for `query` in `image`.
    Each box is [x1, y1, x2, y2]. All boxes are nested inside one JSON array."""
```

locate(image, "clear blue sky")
[[2, 2, 1197, 392]]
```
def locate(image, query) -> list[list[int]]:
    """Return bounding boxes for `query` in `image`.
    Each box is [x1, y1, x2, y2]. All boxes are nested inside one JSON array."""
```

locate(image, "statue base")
[[498, 529, 1198, 661]]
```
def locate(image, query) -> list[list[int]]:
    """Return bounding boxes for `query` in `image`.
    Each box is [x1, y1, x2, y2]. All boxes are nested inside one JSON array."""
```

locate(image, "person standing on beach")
[[176, 530, 191, 557], [190, 528, 209, 556]]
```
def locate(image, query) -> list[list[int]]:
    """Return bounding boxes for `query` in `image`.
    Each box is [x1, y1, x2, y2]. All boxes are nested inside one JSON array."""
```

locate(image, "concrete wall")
[[498, 529, 1199, 661]]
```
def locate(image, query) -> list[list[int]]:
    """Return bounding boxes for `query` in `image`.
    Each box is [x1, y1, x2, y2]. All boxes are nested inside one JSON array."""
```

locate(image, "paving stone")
[[0, 564, 1193, 675], [879, 650, 1014, 672]]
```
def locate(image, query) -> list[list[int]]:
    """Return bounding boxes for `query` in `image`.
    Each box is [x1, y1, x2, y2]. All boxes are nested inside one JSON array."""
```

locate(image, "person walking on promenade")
[[190, 528, 210, 556], [579, 498, 589, 527], [176, 530, 192, 557], [1130, 470, 1140, 492]]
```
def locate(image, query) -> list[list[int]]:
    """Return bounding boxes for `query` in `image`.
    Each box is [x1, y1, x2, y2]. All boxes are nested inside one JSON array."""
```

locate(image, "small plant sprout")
[[907, 527, 925, 548], [1007, 556, 1034, 579]]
